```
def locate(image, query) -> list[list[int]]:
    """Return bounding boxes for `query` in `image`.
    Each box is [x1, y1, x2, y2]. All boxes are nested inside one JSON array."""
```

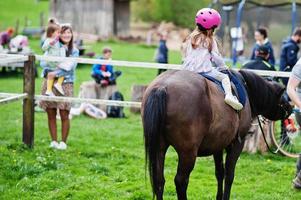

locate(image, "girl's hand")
[[55, 36, 60, 42]]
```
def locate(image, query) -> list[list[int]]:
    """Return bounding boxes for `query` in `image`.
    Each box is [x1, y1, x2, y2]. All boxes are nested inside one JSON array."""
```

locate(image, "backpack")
[[106, 91, 125, 118]]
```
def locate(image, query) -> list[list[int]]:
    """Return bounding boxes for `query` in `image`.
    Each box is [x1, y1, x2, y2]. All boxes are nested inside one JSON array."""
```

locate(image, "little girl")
[[42, 20, 66, 96], [182, 8, 243, 110]]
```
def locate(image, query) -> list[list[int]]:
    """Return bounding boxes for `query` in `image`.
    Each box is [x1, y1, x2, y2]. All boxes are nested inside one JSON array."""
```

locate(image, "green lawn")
[[0, 0, 48, 32], [1, 0, 301, 199]]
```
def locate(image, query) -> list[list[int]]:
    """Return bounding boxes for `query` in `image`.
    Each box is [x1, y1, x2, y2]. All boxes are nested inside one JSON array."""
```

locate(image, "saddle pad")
[[199, 71, 247, 106]]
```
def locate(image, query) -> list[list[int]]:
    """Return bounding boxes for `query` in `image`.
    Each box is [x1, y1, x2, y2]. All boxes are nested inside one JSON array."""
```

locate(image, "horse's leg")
[[155, 136, 169, 200], [174, 151, 197, 200], [213, 151, 224, 200], [223, 139, 245, 200]]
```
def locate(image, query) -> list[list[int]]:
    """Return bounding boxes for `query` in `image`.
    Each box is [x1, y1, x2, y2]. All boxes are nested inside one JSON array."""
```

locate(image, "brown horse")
[[141, 69, 292, 200]]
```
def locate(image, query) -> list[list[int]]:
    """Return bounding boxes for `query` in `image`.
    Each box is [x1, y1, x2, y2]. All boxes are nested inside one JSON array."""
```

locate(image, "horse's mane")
[[238, 69, 283, 116]]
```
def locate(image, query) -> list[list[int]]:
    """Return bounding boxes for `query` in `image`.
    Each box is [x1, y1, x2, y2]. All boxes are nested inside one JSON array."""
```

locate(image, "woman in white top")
[[182, 8, 243, 110]]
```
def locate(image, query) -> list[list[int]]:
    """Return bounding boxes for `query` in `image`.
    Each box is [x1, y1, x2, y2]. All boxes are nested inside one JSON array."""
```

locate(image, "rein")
[[240, 71, 277, 154], [238, 71, 275, 153], [256, 116, 277, 155]]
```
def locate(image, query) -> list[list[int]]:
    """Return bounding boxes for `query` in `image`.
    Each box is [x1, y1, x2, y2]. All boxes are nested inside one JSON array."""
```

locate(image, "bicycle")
[[268, 108, 301, 158]]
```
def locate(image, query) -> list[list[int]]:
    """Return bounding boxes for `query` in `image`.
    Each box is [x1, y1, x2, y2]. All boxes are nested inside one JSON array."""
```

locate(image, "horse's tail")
[[142, 87, 167, 197]]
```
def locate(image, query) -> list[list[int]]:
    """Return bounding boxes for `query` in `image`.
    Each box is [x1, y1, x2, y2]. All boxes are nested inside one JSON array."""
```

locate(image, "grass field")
[[1, 0, 301, 199], [0, 0, 48, 31]]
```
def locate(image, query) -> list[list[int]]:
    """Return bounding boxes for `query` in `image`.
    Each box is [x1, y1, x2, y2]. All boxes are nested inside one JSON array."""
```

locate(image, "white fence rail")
[[35, 55, 182, 70], [0, 93, 141, 108], [0, 53, 292, 77], [0, 93, 28, 105], [0, 55, 28, 64], [35, 95, 141, 108]]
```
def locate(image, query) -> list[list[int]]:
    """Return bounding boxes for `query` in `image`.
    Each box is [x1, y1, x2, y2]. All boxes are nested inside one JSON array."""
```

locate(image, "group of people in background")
[[245, 26, 301, 84], [0, 28, 30, 54]]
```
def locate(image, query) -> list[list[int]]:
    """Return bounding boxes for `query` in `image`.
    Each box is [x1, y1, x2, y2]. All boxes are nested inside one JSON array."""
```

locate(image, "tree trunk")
[[243, 118, 273, 154], [78, 81, 117, 111], [130, 84, 147, 113]]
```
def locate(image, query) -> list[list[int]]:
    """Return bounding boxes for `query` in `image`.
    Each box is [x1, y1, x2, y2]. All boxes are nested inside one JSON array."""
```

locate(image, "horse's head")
[[239, 70, 293, 120], [263, 82, 292, 120]]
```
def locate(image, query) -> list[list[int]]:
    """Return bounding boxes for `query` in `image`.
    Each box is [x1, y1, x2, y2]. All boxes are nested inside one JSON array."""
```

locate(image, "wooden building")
[[50, 0, 130, 37]]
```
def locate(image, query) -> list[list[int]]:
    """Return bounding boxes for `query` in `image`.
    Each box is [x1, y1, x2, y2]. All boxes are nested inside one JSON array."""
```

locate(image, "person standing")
[[39, 24, 79, 150], [279, 28, 301, 145], [250, 27, 275, 66], [286, 58, 301, 189], [155, 31, 168, 75], [280, 27, 301, 86]]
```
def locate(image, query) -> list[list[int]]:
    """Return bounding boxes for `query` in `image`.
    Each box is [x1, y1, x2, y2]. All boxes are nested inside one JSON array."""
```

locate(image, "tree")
[[132, 0, 211, 28]]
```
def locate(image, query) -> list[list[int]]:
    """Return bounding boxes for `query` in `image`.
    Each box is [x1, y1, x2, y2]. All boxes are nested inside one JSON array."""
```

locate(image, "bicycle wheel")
[[270, 114, 301, 158]]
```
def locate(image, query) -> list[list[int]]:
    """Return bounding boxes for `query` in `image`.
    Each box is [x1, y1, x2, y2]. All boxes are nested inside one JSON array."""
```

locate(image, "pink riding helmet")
[[195, 8, 221, 30]]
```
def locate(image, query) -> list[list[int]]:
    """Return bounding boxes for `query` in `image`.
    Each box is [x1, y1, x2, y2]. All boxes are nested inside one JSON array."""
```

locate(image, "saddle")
[[199, 70, 247, 106]]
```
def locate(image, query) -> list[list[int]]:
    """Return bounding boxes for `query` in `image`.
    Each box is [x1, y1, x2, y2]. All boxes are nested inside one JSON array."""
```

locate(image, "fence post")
[[23, 55, 35, 148]]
